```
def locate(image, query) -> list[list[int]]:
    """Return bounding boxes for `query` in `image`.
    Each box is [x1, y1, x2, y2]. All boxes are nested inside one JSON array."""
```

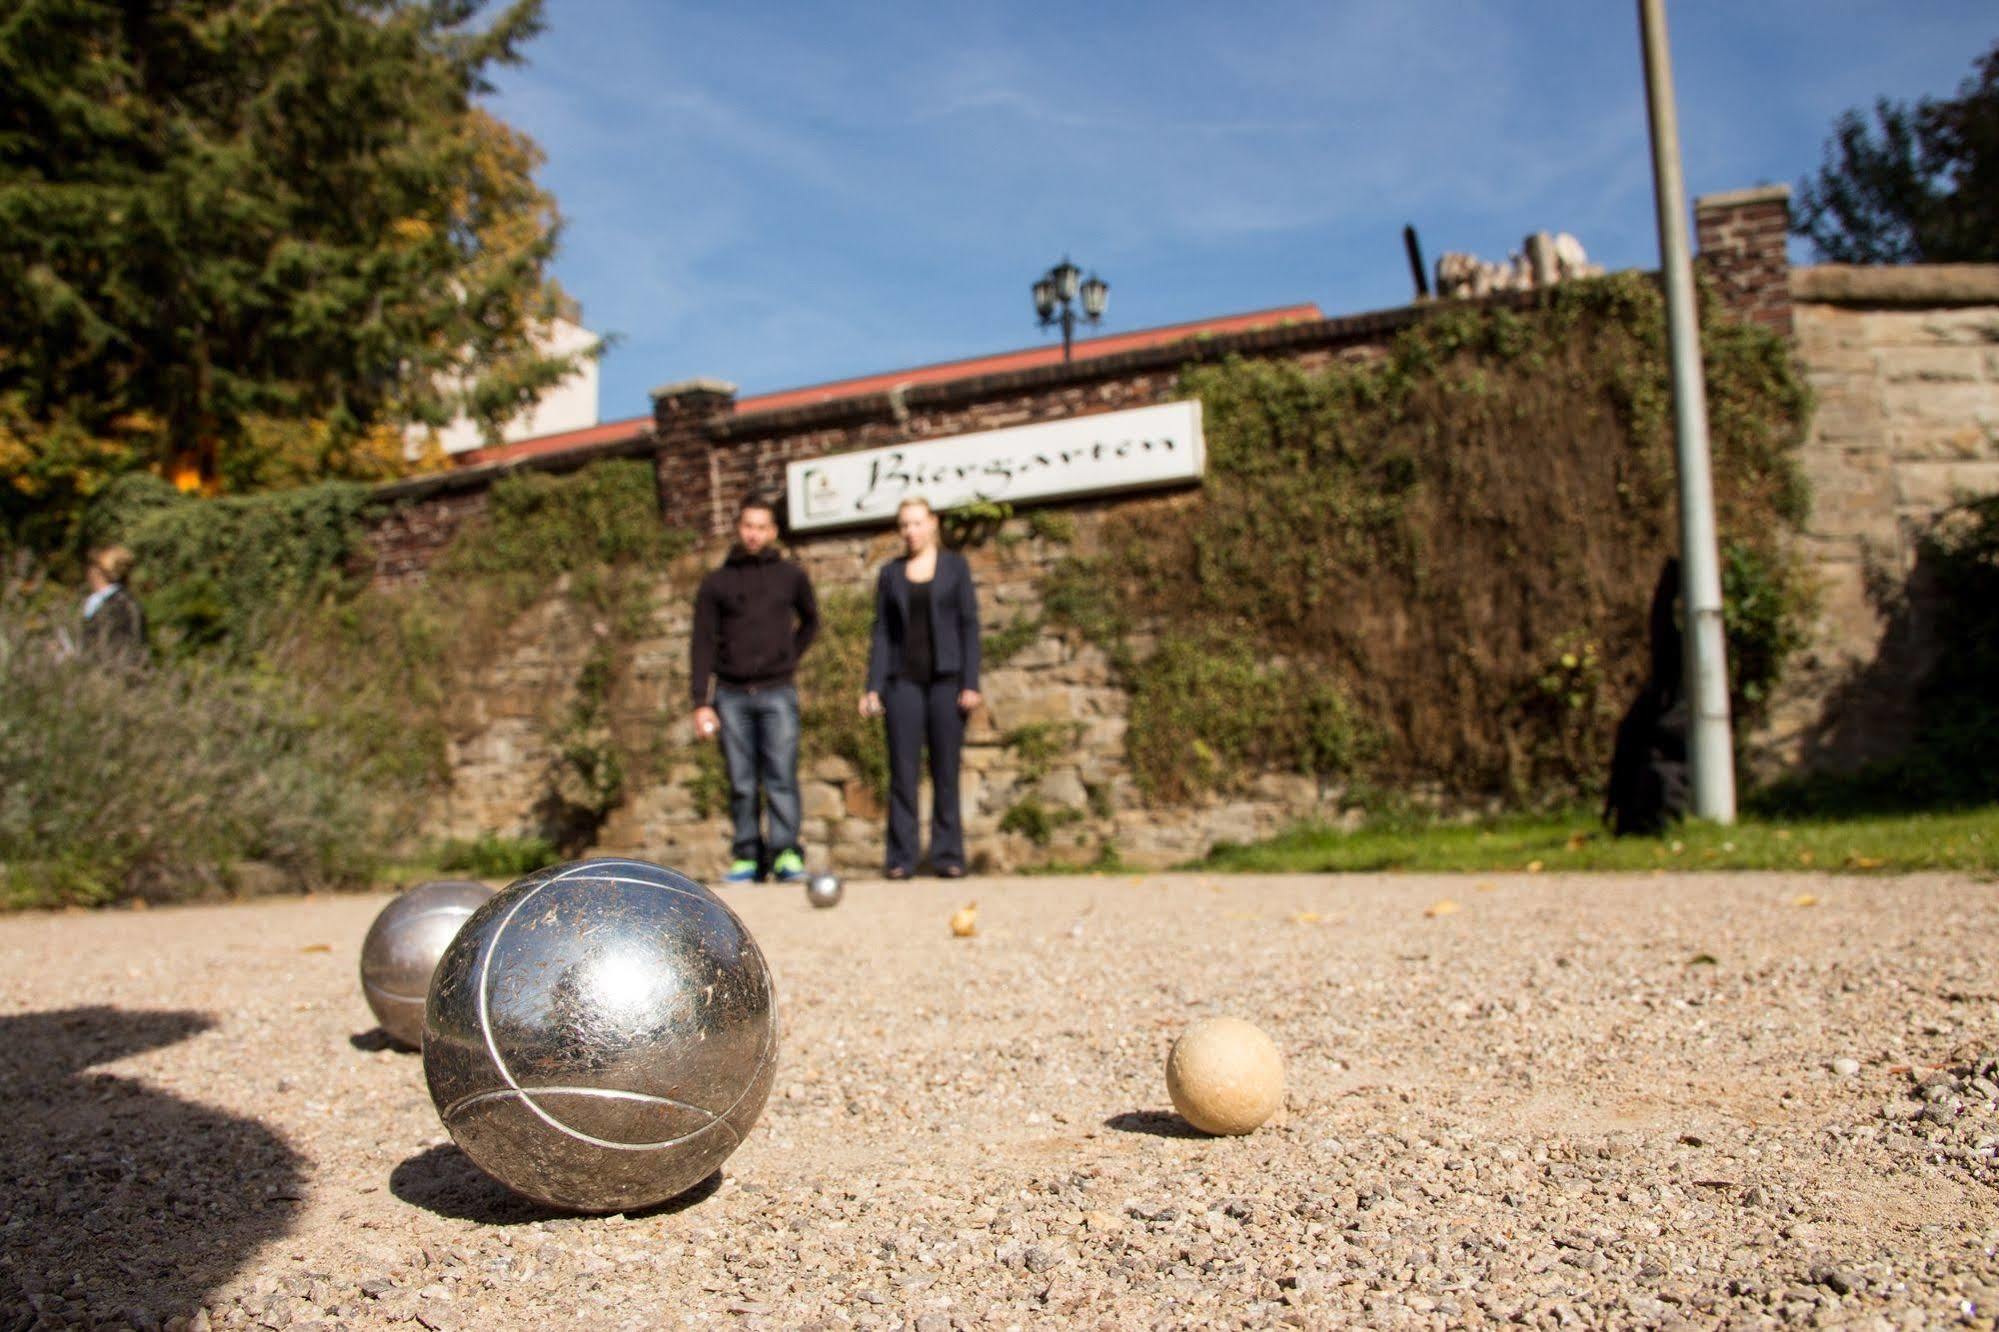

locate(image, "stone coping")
[[1793, 264, 1999, 307], [1694, 183, 1791, 210]]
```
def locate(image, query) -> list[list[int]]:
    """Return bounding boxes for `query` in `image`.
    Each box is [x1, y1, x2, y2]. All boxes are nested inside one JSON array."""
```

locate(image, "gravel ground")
[[4, 871, 1999, 1331]]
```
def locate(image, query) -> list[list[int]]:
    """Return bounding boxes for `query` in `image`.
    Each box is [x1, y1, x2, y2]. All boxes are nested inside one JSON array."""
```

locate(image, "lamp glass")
[[1080, 275, 1108, 319], [1053, 261, 1080, 302], [1032, 278, 1056, 319]]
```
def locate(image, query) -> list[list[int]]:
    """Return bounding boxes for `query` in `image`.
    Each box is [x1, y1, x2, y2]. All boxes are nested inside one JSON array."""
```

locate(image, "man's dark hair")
[[737, 493, 780, 523]]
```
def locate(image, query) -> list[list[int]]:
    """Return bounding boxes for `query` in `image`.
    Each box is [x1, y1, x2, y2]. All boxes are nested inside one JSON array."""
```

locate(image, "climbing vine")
[[1044, 274, 1815, 805]]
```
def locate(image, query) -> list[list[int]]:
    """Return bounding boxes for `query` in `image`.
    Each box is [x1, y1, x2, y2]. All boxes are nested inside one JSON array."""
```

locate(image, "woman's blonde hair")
[[895, 495, 934, 519], [89, 545, 135, 582]]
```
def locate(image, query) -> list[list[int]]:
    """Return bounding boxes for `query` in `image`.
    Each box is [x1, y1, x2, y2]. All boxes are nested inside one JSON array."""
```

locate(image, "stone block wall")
[[433, 502, 1350, 877], [1760, 266, 1999, 770]]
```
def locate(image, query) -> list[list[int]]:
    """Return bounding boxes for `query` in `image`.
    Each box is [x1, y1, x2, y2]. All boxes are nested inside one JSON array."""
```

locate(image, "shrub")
[[434, 833, 558, 880], [0, 633, 392, 906]]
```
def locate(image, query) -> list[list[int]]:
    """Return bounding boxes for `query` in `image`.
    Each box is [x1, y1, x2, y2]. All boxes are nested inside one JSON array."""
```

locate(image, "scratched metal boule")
[[805, 872, 843, 909], [422, 856, 777, 1212], [358, 879, 496, 1049]]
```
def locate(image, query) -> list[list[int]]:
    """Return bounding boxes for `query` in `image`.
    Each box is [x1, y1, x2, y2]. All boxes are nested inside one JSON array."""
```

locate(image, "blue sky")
[[488, 2, 1995, 417]]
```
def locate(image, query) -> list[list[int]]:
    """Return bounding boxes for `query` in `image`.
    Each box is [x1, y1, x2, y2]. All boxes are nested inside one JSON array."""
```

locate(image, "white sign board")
[[785, 399, 1204, 532]]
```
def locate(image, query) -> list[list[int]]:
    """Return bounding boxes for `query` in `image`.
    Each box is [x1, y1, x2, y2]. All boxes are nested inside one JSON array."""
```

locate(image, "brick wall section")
[[362, 429, 654, 586], [359, 486, 492, 588], [1694, 184, 1794, 336], [653, 314, 1409, 538]]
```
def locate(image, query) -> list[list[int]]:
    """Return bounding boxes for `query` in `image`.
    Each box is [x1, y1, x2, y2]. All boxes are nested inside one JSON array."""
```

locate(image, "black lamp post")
[[1033, 257, 1108, 362]]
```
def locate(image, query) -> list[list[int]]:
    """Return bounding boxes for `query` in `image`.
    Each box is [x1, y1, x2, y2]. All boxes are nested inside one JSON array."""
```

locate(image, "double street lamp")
[[1032, 258, 1108, 362]]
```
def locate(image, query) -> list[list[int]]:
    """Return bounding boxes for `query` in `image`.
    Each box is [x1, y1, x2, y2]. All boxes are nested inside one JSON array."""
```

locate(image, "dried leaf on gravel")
[[950, 902, 978, 937], [1792, 893, 1820, 908], [1424, 899, 1460, 918]]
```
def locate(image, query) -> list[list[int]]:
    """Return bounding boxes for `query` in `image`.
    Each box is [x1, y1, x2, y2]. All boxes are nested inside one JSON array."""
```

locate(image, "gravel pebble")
[[4, 872, 1999, 1328]]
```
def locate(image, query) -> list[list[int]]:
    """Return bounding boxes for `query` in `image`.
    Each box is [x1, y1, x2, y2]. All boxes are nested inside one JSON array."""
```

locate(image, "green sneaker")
[[723, 859, 759, 884], [772, 850, 806, 882]]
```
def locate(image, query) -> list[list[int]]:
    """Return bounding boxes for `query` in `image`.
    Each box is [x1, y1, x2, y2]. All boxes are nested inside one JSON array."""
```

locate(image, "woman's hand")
[[859, 691, 884, 719], [957, 688, 982, 714], [692, 705, 720, 740]]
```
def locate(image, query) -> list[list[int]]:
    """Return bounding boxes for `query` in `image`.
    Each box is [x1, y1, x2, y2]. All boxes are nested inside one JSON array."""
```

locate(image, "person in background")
[[80, 545, 145, 665], [860, 496, 982, 879], [690, 495, 820, 884]]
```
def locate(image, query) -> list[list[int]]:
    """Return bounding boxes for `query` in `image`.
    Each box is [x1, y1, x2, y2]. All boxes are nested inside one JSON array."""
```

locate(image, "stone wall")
[[429, 499, 1346, 877], [1760, 265, 1999, 771], [385, 188, 1999, 868]]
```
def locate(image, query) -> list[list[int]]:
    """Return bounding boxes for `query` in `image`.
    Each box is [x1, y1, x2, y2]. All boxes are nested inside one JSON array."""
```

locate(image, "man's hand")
[[693, 705, 721, 740], [957, 689, 982, 714], [859, 692, 884, 719]]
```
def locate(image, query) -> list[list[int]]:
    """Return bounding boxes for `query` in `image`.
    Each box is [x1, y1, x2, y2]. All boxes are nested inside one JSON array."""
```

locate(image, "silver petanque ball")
[[360, 879, 497, 1049], [805, 872, 843, 909], [422, 857, 778, 1212]]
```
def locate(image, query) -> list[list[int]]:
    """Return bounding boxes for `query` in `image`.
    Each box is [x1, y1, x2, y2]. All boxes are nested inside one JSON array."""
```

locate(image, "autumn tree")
[[1795, 39, 1999, 264], [0, 0, 580, 543]]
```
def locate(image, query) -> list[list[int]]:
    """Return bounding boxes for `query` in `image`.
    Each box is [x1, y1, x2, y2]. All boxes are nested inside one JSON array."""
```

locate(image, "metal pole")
[[1637, 0, 1736, 822], [1061, 304, 1074, 363]]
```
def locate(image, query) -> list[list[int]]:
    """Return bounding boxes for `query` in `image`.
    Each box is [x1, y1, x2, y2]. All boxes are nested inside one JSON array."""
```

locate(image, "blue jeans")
[[714, 683, 802, 865]]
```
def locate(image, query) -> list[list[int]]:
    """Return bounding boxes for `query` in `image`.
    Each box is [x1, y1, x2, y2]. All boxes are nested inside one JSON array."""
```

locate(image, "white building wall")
[[423, 317, 601, 456]]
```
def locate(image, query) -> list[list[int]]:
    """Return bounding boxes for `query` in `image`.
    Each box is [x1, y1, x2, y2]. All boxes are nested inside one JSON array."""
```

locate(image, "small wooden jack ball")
[[1165, 1017, 1285, 1136]]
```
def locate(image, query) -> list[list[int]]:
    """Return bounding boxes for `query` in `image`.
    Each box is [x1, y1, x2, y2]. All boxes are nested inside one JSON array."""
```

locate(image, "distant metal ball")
[[423, 857, 778, 1213], [805, 873, 843, 909], [359, 879, 496, 1049]]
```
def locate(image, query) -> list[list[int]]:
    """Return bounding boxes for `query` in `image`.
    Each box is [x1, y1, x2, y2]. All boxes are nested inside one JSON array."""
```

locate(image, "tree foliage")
[[1795, 39, 1999, 263], [0, 0, 578, 544]]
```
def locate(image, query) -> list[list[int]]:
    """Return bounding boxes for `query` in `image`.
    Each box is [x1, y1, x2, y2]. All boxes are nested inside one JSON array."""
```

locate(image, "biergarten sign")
[[785, 400, 1205, 532]]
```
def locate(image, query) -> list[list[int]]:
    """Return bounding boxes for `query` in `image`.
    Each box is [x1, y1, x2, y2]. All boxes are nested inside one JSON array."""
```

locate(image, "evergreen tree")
[[1796, 40, 1999, 264], [0, 0, 579, 542]]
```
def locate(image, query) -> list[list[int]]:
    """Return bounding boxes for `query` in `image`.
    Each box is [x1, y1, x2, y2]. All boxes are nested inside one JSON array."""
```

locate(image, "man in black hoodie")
[[691, 495, 820, 883]]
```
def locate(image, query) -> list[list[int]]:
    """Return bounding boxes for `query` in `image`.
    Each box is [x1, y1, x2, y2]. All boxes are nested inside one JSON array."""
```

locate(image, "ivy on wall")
[[1044, 274, 1815, 806]]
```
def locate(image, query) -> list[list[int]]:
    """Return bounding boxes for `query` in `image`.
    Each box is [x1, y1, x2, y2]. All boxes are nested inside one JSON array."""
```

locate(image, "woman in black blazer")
[[860, 497, 982, 878]]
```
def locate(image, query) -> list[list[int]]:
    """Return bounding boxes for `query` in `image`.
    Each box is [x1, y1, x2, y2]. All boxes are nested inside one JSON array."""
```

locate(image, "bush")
[[0, 634, 391, 906], [433, 833, 558, 880], [38, 458, 692, 903]]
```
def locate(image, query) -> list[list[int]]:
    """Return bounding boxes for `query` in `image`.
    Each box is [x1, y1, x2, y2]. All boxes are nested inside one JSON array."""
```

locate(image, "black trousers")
[[883, 676, 965, 874]]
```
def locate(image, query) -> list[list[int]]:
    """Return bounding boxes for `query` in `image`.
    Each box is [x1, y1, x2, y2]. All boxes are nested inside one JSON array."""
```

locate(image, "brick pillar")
[[1694, 184, 1792, 336], [650, 377, 738, 535]]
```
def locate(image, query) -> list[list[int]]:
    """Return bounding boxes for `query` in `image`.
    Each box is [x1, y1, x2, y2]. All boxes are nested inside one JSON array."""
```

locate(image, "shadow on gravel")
[[1103, 1110, 1211, 1139], [0, 1006, 305, 1328], [390, 1143, 724, 1223], [348, 1028, 408, 1053]]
